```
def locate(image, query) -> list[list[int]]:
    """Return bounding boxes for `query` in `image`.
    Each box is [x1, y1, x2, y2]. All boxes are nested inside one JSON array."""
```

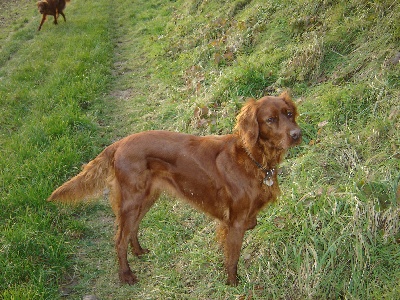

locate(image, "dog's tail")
[[47, 142, 119, 204]]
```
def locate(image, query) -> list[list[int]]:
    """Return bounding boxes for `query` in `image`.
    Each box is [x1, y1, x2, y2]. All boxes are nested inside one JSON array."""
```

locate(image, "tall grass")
[[1, 0, 399, 299]]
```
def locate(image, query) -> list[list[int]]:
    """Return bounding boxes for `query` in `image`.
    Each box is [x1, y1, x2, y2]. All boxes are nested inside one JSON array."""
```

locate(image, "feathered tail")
[[47, 143, 119, 203]]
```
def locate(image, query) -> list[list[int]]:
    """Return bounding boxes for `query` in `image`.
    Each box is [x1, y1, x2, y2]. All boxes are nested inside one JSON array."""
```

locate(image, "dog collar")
[[254, 160, 276, 186], [244, 150, 276, 186]]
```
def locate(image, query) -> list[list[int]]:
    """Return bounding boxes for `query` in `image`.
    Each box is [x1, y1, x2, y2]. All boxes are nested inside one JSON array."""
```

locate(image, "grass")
[[0, 0, 114, 298], [1, 0, 399, 299]]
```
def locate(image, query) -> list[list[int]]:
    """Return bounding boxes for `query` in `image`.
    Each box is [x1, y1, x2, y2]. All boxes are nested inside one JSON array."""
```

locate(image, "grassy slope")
[[1, 0, 399, 299]]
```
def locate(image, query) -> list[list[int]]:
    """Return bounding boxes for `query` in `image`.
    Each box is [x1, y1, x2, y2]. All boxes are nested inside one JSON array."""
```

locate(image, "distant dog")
[[37, 0, 70, 31]]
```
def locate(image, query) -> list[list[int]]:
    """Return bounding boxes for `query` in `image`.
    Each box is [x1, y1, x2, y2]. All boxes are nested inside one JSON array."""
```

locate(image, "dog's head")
[[37, 0, 49, 14], [235, 91, 301, 151]]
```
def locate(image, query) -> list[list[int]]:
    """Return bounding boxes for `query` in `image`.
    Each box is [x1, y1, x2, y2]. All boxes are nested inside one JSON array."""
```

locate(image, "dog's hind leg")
[[115, 177, 157, 285], [108, 177, 138, 284], [129, 191, 159, 256], [115, 196, 144, 285], [53, 10, 58, 25], [59, 11, 66, 22]]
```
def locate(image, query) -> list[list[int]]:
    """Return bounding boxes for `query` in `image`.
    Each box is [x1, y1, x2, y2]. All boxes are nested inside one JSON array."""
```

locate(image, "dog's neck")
[[244, 150, 276, 186], [241, 141, 285, 186], [244, 141, 284, 169]]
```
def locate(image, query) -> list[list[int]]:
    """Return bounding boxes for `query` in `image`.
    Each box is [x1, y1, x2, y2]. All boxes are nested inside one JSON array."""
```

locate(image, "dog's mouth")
[[291, 135, 302, 147], [276, 131, 302, 150], [288, 128, 302, 147]]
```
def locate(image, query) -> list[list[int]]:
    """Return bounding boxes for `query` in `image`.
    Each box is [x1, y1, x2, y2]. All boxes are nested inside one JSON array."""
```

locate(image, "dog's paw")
[[226, 276, 239, 286], [119, 270, 138, 285], [133, 247, 150, 256]]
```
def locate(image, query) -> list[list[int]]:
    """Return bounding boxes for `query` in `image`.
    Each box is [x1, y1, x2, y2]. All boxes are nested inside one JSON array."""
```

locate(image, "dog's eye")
[[266, 117, 276, 124], [287, 111, 293, 118]]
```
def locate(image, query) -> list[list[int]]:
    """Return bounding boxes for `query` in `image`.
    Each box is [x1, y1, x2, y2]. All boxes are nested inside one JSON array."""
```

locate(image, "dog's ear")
[[37, 0, 47, 6], [234, 98, 259, 149]]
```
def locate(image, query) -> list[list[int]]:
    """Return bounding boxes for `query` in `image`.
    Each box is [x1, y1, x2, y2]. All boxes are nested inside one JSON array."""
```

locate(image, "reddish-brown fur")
[[37, 0, 70, 31], [48, 92, 301, 286]]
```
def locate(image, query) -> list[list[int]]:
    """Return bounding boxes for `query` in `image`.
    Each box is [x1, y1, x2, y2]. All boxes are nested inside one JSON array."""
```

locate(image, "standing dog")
[[37, 0, 70, 31], [48, 92, 302, 286]]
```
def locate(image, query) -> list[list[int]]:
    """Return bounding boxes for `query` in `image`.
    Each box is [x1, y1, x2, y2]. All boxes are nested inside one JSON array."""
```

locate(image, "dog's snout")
[[290, 128, 301, 141]]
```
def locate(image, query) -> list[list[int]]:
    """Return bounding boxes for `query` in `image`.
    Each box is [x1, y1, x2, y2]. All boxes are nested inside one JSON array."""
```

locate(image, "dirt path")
[[59, 1, 203, 299]]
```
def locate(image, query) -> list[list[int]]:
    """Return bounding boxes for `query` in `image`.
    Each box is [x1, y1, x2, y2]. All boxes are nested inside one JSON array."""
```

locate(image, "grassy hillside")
[[1, 0, 399, 299]]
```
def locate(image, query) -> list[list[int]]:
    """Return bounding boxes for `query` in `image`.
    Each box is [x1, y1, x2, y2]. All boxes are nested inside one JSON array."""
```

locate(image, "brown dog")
[[37, 0, 70, 31], [48, 92, 301, 286]]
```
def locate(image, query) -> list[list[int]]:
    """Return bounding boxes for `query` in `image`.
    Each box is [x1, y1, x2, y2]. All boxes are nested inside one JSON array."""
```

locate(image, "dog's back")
[[57, 0, 69, 13]]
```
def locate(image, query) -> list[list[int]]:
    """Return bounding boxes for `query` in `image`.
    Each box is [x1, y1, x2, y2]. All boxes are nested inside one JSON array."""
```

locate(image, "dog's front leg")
[[53, 12, 58, 25], [223, 223, 246, 286], [38, 14, 46, 31]]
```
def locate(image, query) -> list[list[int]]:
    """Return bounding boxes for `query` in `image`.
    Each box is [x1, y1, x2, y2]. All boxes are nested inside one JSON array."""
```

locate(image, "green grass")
[[0, 0, 114, 298], [1, 0, 399, 299]]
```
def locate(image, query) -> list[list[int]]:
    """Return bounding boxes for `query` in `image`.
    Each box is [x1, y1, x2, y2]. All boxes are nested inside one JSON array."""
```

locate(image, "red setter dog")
[[37, 0, 70, 31], [48, 92, 301, 286]]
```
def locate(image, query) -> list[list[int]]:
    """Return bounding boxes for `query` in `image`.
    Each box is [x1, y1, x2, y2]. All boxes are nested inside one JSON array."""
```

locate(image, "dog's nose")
[[290, 128, 302, 141]]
